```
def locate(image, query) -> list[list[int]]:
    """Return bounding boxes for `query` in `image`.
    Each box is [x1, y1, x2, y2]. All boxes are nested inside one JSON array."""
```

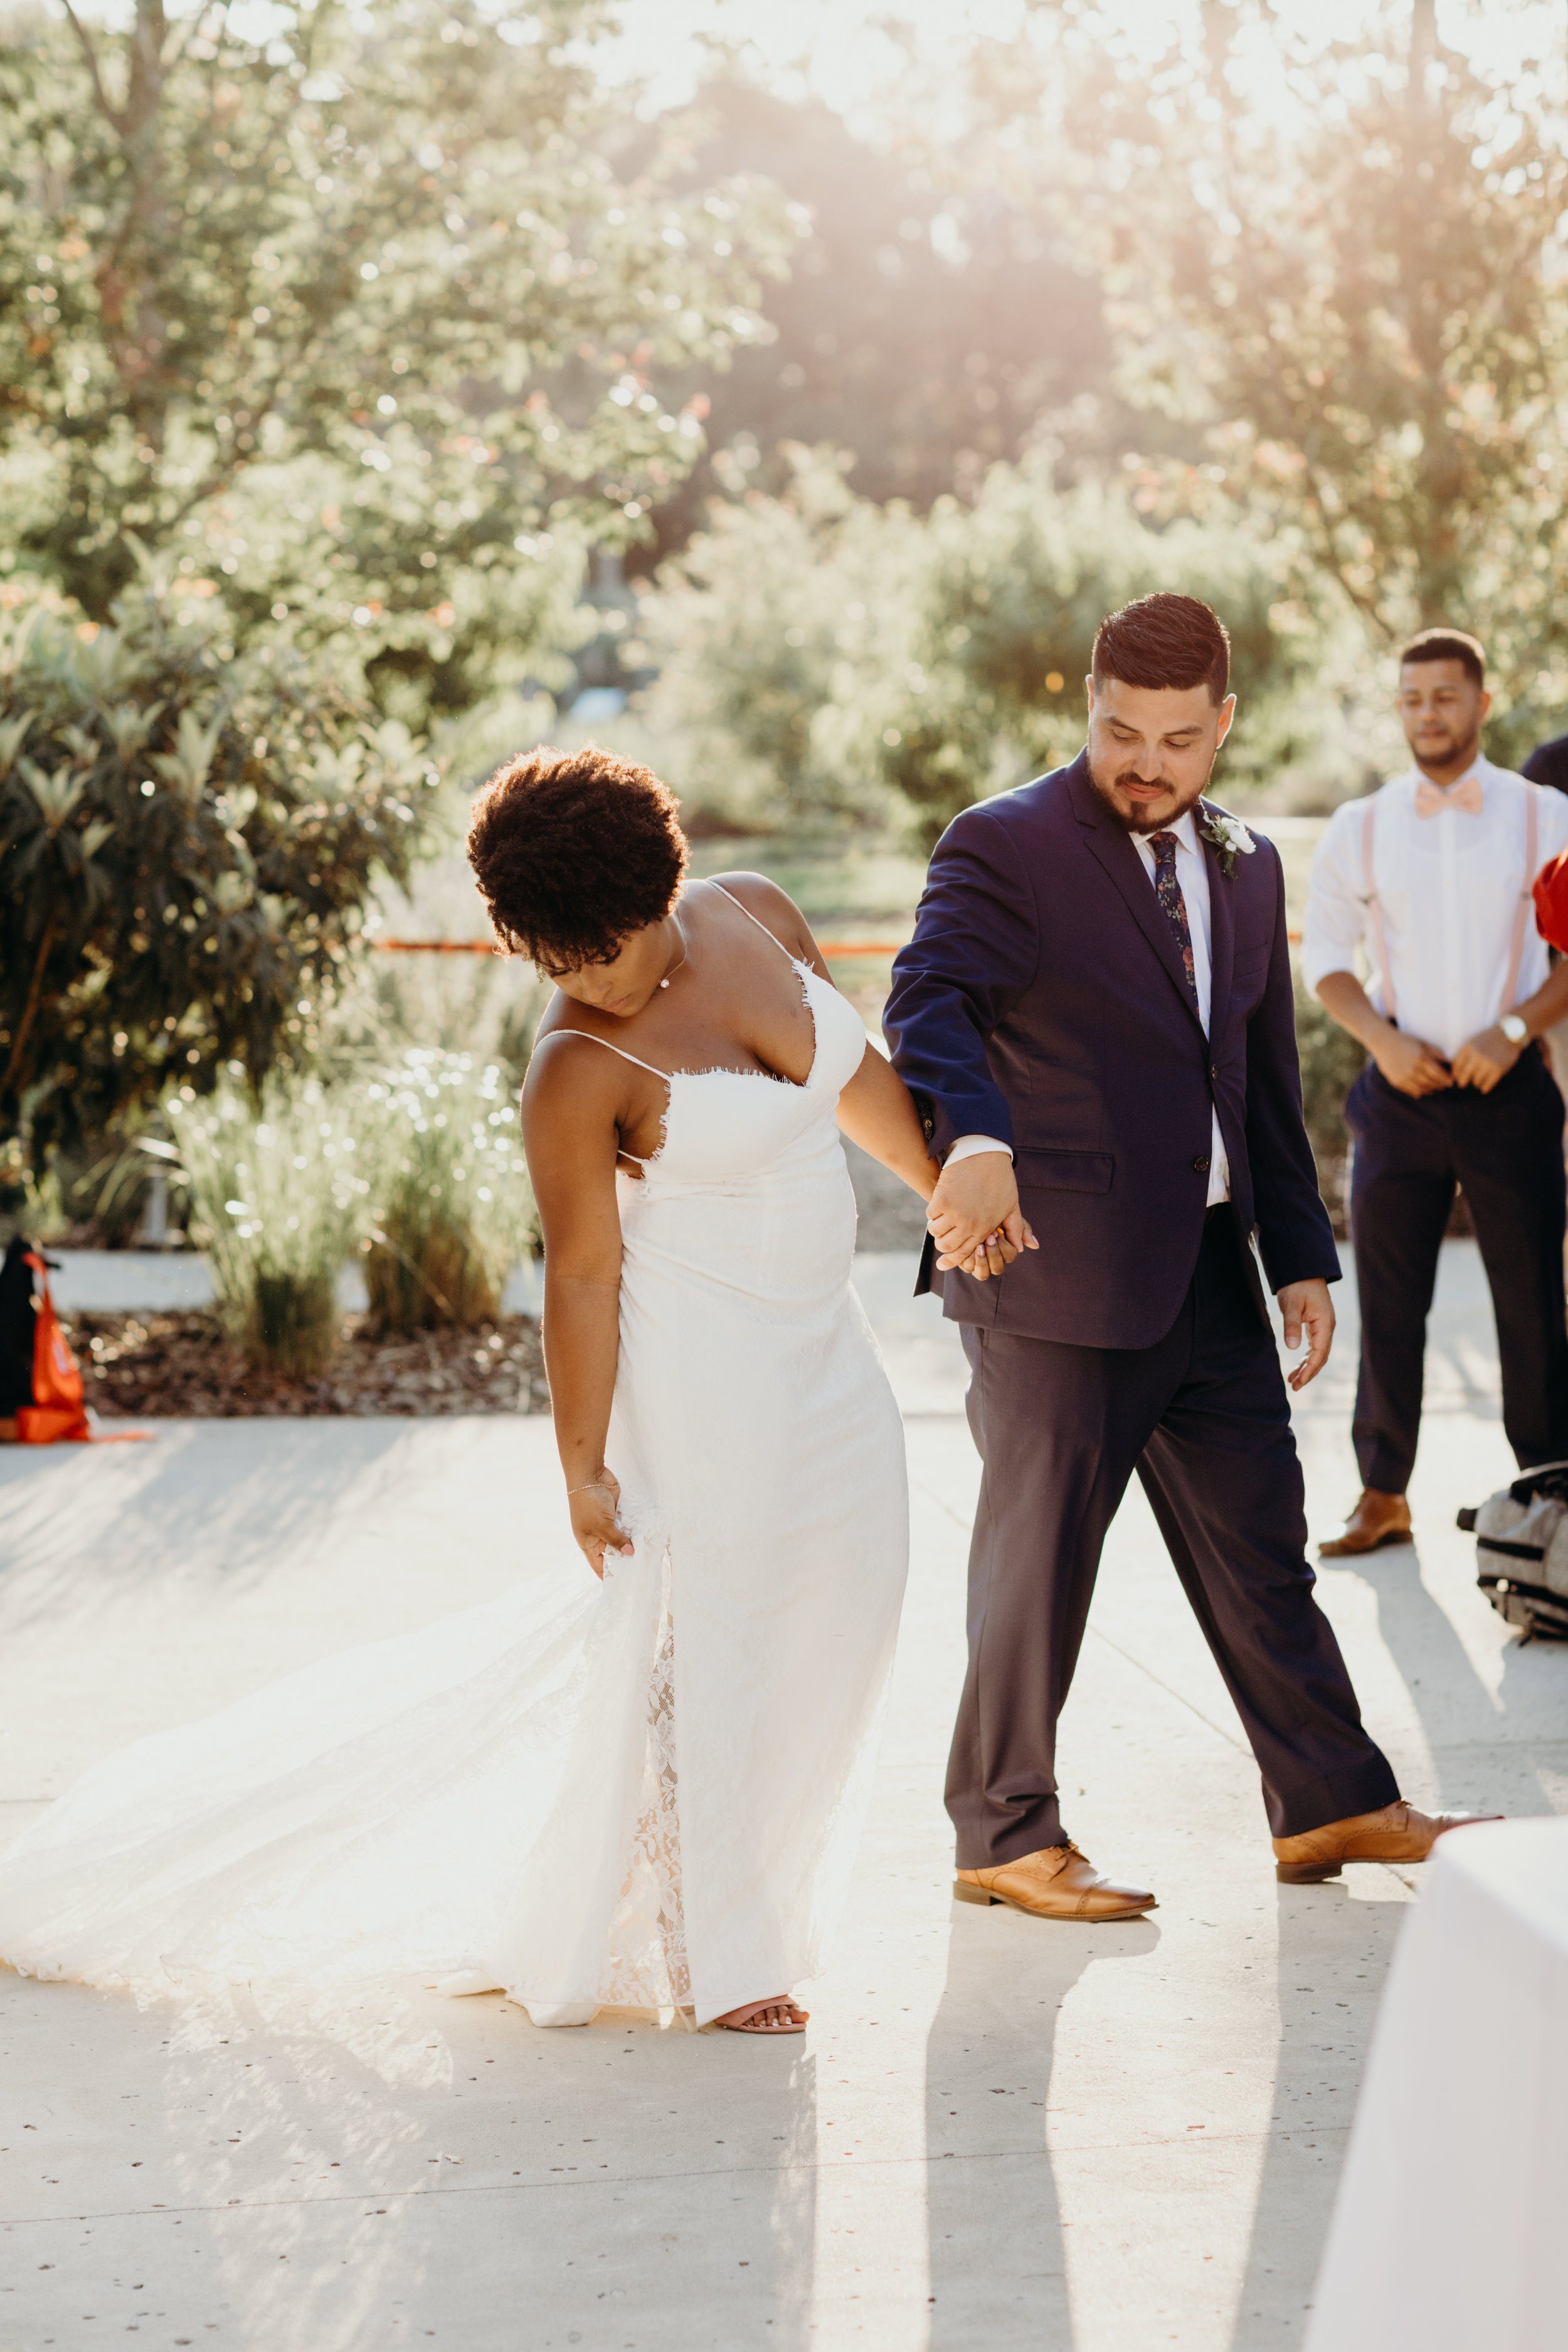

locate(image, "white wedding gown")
[[0, 906, 909, 2027]]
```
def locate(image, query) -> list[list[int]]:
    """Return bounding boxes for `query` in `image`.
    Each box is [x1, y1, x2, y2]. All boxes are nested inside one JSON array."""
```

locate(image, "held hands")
[[1278, 1279, 1335, 1391], [568, 1467, 634, 1580], [926, 1151, 1039, 1283], [1449, 1024, 1524, 1094]]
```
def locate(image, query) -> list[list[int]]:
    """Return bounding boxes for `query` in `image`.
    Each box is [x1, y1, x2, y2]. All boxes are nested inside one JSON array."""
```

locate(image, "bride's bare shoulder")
[[701, 870, 815, 958], [524, 1015, 625, 1118]]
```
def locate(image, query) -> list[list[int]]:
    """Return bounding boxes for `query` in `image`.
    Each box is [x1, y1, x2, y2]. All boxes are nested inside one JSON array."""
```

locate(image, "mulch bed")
[[65, 1310, 551, 1419]]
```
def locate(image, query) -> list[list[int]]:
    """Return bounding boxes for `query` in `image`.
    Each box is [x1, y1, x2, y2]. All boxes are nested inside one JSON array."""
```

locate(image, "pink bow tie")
[[1414, 773, 1484, 818]]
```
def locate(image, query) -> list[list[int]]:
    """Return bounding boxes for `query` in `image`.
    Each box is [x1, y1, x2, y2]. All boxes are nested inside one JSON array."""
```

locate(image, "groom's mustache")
[[1111, 767, 1179, 796], [1088, 760, 1201, 835]]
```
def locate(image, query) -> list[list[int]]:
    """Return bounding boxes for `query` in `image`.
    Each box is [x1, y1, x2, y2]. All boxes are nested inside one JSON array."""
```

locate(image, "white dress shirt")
[[1301, 757, 1568, 1061], [950, 804, 1230, 1207]]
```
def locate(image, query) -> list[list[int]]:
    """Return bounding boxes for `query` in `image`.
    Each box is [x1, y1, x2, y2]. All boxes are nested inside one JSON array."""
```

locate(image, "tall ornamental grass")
[[162, 1047, 536, 1372], [362, 1051, 534, 1331], [170, 1080, 371, 1379]]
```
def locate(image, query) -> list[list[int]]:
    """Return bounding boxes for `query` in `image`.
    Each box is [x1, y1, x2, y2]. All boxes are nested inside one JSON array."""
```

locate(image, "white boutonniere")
[[1198, 808, 1256, 880]]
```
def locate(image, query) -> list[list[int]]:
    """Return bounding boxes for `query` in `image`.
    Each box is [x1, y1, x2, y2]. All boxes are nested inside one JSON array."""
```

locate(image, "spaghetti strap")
[[532, 1028, 670, 1080], [709, 881, 798, 961]]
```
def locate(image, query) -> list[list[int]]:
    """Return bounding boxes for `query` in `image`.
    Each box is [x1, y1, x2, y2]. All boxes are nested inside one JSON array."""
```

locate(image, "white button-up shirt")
[[1301, 756, 1568, 1061], [950, 803, 1230, 1206]]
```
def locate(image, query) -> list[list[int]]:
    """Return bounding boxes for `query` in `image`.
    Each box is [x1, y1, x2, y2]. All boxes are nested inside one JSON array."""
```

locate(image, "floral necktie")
[[1148, 832, 1200, 1016]]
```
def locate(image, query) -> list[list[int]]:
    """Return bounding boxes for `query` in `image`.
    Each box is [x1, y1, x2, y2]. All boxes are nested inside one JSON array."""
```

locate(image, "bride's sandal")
[[716, 1995, 808, 2035]]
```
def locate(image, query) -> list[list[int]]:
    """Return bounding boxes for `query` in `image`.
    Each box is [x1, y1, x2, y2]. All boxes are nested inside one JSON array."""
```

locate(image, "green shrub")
[[637, 446, 914, 832], [633, 448, 1317, 848], [0, 575, 430, 1176]]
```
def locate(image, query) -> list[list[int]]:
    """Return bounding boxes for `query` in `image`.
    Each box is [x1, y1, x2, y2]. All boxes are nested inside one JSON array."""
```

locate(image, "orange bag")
[[16, 1251, 151, 1444]]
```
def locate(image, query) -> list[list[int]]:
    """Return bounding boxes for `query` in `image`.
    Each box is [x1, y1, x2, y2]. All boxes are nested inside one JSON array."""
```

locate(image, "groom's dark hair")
[[1092, 593, 1230, 705]]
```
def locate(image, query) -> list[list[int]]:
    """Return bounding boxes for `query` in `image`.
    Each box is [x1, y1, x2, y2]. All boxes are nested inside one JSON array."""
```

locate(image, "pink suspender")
[[1501, 790, 1541, 1014], [1361, 798, 1397, 1022]]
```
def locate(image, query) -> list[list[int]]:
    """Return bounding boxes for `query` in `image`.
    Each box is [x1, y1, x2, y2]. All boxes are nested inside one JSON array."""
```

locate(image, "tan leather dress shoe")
[[955, 1843, 1157, 1920], [1273, 1800, 1502, 1883], [1318, 1488, 1412, 1556]]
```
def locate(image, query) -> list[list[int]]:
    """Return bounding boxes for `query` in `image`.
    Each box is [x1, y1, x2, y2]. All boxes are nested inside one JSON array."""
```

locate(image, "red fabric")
[[18, 1251, 89, 1441], [16, 1402, 90, 1444], [16, 1252, 151, 1444], [1534, 847, 1568, 955]]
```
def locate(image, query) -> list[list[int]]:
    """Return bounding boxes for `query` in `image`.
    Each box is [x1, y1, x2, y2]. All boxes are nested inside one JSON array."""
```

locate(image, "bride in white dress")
[[0, 746, 1013, 2036]]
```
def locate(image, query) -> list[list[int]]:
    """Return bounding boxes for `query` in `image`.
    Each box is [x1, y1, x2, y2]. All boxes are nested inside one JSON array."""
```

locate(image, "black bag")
[[1459, 1460, 1568, 1641], [0, 1234, 37, 1416]]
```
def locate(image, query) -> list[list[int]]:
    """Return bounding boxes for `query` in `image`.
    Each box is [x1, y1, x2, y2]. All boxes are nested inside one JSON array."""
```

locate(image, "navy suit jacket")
[[883, 750, 1340, 1349]]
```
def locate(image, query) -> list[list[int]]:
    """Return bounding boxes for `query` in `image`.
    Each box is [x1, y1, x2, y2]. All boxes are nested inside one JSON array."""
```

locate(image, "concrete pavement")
[[1, 1241, 1563, 2351], [41, 1251, 545, 1320]]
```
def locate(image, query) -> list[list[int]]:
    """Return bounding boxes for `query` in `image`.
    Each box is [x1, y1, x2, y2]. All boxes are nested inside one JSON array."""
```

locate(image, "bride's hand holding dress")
[[568, 1474, 634, 1579]]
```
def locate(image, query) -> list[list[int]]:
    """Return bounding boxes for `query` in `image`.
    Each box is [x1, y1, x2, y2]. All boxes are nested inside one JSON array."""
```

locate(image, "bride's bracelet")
[[567, 1478, 612, 1497]]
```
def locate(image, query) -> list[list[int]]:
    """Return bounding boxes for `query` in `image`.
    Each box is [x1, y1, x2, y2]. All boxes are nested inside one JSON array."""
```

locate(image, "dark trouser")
[[1345, 1049, 1568, 1496], [946, 1212, 1397, 1867]]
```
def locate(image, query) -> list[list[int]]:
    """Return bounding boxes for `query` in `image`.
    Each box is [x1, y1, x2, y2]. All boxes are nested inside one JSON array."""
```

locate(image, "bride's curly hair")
[[467, 743, 689, 968]]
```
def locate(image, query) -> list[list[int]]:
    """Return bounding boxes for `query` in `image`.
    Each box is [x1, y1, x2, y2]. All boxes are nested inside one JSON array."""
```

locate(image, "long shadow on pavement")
[[1355, 1540, 1568, 1814], [926, 1901, 1158, 2349], [1231, 1880, 1409, 2351]]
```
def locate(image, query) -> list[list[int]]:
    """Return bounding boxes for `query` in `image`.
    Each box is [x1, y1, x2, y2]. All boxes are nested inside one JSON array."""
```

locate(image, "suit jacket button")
[[1193, 1155, 1211, 1173], [1209, 1062, 1219, 1081]]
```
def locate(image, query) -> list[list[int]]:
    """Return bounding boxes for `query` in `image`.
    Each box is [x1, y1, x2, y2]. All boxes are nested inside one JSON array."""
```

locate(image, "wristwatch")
[[1500, 1013, 1529, 1045]]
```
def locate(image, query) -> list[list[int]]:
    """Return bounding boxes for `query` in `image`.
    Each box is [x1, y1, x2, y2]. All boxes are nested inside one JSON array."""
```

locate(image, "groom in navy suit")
[[885, 594, 1491, 1917]]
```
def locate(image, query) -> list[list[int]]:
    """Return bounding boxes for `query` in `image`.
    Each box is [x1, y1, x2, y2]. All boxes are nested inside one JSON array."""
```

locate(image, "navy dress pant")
[[1345, 1049, 1568, 1495], [946, 1212, 1397, 1867]]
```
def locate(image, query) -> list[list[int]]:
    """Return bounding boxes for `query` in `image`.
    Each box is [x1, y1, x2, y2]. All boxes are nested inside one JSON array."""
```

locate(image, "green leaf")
[[18, 758, 88, 833]]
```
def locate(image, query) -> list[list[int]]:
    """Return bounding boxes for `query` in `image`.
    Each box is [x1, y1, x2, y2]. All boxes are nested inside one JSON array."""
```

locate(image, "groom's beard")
[[1086, 755, 1211, 838]]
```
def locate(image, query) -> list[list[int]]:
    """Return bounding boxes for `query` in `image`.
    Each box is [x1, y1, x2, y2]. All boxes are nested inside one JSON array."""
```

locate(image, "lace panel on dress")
[[597, 1545, 689, 2010]]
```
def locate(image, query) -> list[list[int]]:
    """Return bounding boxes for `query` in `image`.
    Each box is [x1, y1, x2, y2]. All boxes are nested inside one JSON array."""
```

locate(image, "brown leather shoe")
[[955, 1843, 1157, 1920], [1318, 1488, 1413, 1556], [1273, 1800, 1502, 1883]]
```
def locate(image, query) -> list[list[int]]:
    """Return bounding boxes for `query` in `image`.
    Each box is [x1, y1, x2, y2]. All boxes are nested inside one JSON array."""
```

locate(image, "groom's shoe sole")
[[953, 1880, 1157, 1919]]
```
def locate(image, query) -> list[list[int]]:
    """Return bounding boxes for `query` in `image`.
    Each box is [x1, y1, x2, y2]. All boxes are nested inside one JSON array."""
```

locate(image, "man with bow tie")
[[1306, 628, 1568, 1556]]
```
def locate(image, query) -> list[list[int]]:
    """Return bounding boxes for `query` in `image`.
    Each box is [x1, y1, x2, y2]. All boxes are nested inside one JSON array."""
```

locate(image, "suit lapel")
[[1199, 799, 1235, 1047], [1064, 755, 1207, 1036]]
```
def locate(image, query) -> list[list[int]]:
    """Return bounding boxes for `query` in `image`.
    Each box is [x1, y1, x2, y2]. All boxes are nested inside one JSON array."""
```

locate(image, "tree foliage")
[[642, 73, 1112, 556], [0, 0, 792, 712], [640, 447, 1311, 846], [978, 3, 1568, 716], [0, 0, 804, 1185], [865, 460, 1312, 842], [640, 447, 919, 829]]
